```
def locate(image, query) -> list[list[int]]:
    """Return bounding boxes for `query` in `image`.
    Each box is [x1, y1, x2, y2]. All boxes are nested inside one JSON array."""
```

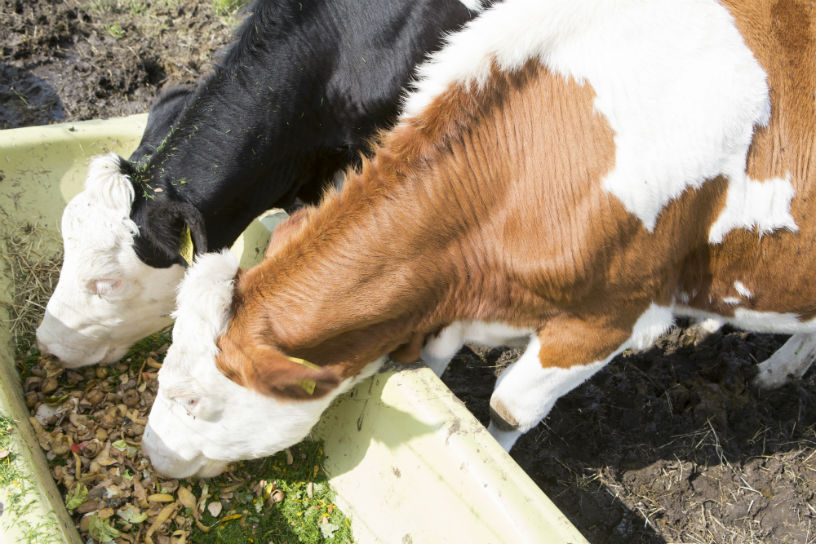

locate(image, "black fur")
[[124, 0, 485, 268], [128, 86, 194, 166]]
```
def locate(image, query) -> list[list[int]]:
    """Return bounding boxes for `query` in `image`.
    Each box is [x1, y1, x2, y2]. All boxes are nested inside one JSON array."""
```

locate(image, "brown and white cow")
[[143, 0, 816, 478]]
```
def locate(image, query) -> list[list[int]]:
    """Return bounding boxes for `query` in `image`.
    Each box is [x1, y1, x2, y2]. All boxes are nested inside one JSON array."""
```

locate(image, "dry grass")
[[586, 417, 816, 544], [0, 214, 62, 350]]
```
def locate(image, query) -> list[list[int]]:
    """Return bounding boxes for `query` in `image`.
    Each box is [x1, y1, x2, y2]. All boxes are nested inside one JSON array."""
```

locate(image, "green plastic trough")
[[0, 116, 587, 544]]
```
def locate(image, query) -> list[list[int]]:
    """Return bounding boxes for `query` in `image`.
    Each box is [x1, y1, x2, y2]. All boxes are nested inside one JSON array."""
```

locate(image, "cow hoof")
[[489, 399, 519, 432]]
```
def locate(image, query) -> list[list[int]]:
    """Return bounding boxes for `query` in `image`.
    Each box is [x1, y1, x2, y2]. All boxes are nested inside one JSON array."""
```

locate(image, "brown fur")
[[217, 2, 816, 400], [263, 207, 312, 259]]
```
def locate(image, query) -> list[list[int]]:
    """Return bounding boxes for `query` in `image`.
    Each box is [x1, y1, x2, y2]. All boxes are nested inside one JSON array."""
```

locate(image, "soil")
[[4, 1, 815, 543], [2, 0, 236, 128]]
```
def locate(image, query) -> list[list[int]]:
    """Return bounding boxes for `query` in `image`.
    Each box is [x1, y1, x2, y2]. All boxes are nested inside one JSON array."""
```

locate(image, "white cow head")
[[36, 154, 185, 367], [142, 250, 381, 479]]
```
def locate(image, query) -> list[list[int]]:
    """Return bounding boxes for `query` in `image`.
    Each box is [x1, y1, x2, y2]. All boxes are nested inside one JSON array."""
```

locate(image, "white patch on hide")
[[723, 297, 741, 306], [734, 281, 753, 299], [626, 303, 674, 351], [708, 175, 797, 244], [402, 0, 771, 233], [676, 306, 816, 335]]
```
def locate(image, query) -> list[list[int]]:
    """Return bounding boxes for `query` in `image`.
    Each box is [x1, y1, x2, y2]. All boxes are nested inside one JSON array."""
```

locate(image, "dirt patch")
[[444, 325, 816, 543], [4, 1, 815, 543], [2, 0, 236, 128]]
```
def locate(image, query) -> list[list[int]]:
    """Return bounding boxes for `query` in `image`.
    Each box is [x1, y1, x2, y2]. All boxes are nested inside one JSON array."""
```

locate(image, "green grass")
[[107, 22, 126, 39], [189, 441, 354, 544], [85, 0, 175, 16], [0, 417, 63, 544], [212, 0, 249, 17]]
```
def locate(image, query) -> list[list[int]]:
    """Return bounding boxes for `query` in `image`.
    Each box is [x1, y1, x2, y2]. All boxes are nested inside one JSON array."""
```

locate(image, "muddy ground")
[[4, 1, 815, 542]]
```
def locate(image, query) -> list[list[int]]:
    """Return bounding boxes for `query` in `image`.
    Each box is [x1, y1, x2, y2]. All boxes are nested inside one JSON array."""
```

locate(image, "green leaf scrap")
[[117, 504, 148, 525], [65, 482, 88, 511], [320, 521, 340, 539], [89, 515, 121, 543]]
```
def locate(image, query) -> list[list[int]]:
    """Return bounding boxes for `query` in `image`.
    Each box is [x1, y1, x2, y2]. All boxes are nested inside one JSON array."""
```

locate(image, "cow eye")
[[90, 279, 122, 296], [174, 397, 202, 419], [174, 397, 199, 414]]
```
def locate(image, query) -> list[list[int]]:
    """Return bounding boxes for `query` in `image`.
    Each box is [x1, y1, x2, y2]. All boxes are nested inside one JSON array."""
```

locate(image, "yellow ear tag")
[[286, 356, 320, 396], [286, 356, 321, 371], [179, 226, 194, 265], [299, 379, 317, 395]]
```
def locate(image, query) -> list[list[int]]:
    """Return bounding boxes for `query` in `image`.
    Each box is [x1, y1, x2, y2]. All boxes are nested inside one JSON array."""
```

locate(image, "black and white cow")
[[36, 0, 489, 367]]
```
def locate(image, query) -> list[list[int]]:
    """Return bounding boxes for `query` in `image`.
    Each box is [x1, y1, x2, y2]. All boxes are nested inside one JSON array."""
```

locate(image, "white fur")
[[627, 303, 675, 351], [754, 333, 816, 388], [142, 251, 383, 479], [734, 281, 753, 299], [488, 338, 607, 451], [723, 297, 741, 306], [167, 250, 239, 375], [488, 304, 674, 451], [456, 0, 486, 12], [708, 175, 797, 244], [696, 318, 724, 335], [83, 153, 136, 214], [403, 0, 776, 236], [37, 154, 184, 367], [421, 320, 532, 376], [677, 306, 816, 335]]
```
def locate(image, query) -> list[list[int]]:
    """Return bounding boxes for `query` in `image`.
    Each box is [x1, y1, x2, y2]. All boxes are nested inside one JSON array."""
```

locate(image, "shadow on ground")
[[442, 325, 816, 543], [0, 64, 65, 129]]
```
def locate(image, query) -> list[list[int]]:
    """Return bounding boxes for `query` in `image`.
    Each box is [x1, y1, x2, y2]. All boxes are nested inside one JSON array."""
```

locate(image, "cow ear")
[[174, 201, 207, 265], [217, 340, 341, 400], [139, 200, 207, 266]]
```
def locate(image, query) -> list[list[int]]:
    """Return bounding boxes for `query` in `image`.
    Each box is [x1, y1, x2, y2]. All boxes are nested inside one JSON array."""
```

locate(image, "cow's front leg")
[[488, 305, 674, 451]]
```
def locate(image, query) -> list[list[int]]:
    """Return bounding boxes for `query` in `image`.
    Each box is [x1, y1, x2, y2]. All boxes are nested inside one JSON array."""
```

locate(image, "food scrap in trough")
[[17, 331, 355, 544]]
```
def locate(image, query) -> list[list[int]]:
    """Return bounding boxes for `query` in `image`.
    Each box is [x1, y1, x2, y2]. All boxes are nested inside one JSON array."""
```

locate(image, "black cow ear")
[[138, 199, 207, 267], [174, 202, 208, 266]]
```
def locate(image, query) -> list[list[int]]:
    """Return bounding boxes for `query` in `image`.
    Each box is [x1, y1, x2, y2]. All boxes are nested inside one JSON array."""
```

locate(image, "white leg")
[[420, 322, 466, 377], [488, 336, 608, 451], [754, 332, 816, 389], [486, 424, 523, 451]]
